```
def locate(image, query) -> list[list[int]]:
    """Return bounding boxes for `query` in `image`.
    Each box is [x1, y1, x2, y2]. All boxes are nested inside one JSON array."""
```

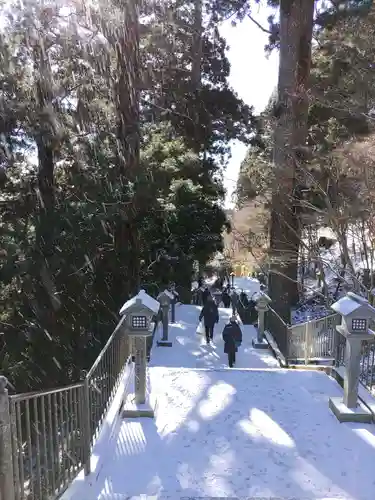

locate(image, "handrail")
[[289, 312, 339, 330], [9, 382, 84, 403], [7, 312, 132, 500], [268, 306, 289, 327], [287, 312, 341, 363], [86, 314, 127, 380], [3, 292, 168, 500]]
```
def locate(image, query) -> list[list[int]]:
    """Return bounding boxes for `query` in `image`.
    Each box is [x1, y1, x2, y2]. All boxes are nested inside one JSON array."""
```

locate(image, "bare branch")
[[246, 14, 272, 34]]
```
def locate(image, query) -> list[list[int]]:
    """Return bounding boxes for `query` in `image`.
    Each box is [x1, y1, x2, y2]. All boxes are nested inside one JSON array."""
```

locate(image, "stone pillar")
[[157, 295, 172, 347], [134, 336, 147, 405], [329, 329, 373, 423], [161, 304, 169, 341], [252, 293, 271, 349], [169, 285, 178, 323], [343, 336, 363, 408], [171, 296, 176, 323], [328, 292, 375, 423], [0, 376, 15, 500], [257, 305, 266, 343]]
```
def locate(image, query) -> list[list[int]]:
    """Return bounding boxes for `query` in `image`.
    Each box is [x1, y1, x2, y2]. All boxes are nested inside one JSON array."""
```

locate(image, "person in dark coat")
[[202, 286, 210, 305], [199, 295, 219, 344], [231, 291, 239, 314], [238, 291, 250, 323], [222, 316, 243, 367], [198, 276, 204, 288], [239, 291, 249, 308], [212, 290, 222, 306], [222, 288, 231, 308]]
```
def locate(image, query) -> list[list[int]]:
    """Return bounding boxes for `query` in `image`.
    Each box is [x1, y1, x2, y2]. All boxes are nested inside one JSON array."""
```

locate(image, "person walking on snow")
[[202, 286, 210, 305], [222, 316, 243, 367], [199, 295, 219, 344], [221, 287, 231, 308], [230, 289, 239, 315]]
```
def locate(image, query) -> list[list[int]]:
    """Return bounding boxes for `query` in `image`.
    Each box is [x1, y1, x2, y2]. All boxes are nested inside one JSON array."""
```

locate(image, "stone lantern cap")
[[157, 289, 174, 306], [331, 292, 375, 336], [119, 290, 160, 336], [255, 292, 271, 306]]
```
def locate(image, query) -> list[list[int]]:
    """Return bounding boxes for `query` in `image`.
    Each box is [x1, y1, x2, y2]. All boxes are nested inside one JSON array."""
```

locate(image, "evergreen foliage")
[[0, 0, 255, 391]]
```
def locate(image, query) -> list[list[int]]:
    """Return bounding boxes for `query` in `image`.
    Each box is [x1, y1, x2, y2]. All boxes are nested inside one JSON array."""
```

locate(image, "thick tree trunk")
[[191, 0, 203, 90], [113, 0, 141, 302], [191, 0, 203, 152], [269, 0, 315, 354], [33, 47, 61, 320], [36, 138, 55, 261], [32, 62, 63, 386]]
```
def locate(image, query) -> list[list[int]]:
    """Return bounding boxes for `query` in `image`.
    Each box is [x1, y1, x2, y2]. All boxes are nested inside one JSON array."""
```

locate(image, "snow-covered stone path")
[[62, 294, 375, 500], [149, 303, 279, 370]]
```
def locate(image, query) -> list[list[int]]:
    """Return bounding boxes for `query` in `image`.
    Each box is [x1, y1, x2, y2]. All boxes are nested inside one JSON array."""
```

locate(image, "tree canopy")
[[0, 0, 255, 391]]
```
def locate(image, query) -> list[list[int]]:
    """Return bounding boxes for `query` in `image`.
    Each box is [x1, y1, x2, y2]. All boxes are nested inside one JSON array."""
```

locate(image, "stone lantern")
[[252, 292, 272, 349], [329, 292, 375, 423], [120, 290, 160, 417], [157, 289, 174, 347]]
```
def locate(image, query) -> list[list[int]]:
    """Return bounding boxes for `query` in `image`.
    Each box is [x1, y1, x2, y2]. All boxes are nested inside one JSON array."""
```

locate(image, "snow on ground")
[[87, 370, 375, 500], [63, 304, 375, 500], [233, 276, 260, 298], [149, 304, 279, 370], [193, 276, 261, 298]]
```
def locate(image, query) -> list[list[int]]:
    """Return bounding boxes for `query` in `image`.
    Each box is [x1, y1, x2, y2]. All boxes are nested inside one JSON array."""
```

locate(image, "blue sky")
[[219, 8, 279, 207]]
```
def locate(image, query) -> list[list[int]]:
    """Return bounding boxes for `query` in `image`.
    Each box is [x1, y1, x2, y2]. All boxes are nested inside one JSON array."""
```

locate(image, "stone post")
[[161, 304, 169, 341], [169, 284, 178, 323], [171, 295, 176, 323], [134, 335, 147, 405], [329, 327, 373, 423], [121, 292, 159, 418], [252, 292, 272, 349], [0, 376, 15, 500], [157, 291, 173, 347], [343, 335, 363, 408], [329, 292, 375, 423]]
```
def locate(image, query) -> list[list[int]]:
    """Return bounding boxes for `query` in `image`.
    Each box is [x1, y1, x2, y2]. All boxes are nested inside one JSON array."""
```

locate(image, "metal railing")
[[84, 315, 129, 460], [10, 384, 85, 500], [264, 307, 289, 357], [287, 313, 341, 364], [265, 309, 341, 365], [335, 334, 375, 393], [6, 314, 133, 500]]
